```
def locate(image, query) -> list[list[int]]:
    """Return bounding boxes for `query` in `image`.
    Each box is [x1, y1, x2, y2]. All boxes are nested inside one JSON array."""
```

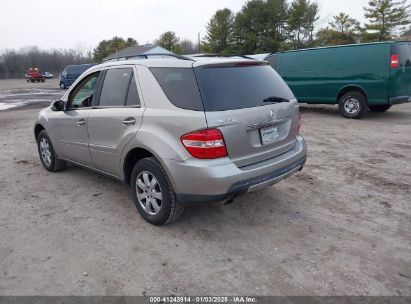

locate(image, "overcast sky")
[[0, 0, 407, 51]]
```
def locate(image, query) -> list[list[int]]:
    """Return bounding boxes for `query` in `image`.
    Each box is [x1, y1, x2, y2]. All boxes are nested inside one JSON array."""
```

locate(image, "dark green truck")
[[266, 41, 411, 118]]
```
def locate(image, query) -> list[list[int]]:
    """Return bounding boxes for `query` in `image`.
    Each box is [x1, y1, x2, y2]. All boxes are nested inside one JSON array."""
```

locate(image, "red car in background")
[[25, 68, 45, 82]]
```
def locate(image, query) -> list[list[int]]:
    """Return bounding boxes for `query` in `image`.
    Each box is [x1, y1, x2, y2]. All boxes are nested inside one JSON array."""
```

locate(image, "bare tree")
[[0, 47, 93, 79]]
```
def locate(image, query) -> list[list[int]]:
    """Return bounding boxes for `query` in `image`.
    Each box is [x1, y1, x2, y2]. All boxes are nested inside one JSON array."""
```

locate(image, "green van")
[[266, 41, 411, 118]]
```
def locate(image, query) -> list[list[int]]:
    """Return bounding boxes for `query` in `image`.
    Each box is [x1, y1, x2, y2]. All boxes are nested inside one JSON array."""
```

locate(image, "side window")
[[398, 43, 411, 68], [150, 67, 203, 111], [68, 72, 100, 109], [126, 73, 140, 106], [99, 68, 133, 107]]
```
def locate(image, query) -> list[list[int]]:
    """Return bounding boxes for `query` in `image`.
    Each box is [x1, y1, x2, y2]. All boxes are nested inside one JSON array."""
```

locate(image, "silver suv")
[[34, 54, 307, 225]]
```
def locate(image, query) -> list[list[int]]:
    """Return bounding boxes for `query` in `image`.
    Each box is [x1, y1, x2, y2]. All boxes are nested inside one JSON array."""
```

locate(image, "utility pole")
[[198, 33, 201, 53]]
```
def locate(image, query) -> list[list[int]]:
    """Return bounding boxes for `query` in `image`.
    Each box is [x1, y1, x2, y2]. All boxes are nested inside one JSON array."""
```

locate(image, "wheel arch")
[[34, 124, 45, 140], [123, 147, 156, 186], [337, 85, 368, 104]]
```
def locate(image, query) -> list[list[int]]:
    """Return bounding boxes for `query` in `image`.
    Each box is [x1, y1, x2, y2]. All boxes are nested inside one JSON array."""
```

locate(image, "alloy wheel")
[[39, 137, 52, 166], [136, 171, 163, 216]]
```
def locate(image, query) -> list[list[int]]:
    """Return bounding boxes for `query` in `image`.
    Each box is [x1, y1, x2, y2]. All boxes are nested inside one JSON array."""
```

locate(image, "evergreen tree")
[[316, 13, 360, 46], [234, 0, 289, 54], [287, 0, 320, 49], [363, 0, 411, 41], [203, 8, 235, 54]]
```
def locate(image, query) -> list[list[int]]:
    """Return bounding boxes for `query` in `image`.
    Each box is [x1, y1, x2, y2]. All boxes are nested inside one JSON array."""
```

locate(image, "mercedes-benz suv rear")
[[34, 57, 307, 226]]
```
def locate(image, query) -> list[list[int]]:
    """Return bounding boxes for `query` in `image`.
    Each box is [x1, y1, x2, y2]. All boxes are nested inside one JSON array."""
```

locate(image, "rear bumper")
[[389, 96, 411, 105], [164, 136, 307, 204]]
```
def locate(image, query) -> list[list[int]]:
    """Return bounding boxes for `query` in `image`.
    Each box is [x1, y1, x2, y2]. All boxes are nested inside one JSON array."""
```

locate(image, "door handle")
[[122, 117, 136, 126], [77, 119, 86, 126]]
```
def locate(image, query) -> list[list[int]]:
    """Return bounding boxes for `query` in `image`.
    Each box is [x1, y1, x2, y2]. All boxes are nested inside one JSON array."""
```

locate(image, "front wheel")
[[37, 130, 66, 172], [369, 104, 391, 112], [131, 157, 184, 225], [338, 92, 368, 119]]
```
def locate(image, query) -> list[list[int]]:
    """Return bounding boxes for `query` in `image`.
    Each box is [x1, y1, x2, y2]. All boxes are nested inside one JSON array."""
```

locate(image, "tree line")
[[203, 0, 410, 54], [0, 47, 92, 79], [90, 0, 411, 61], [0, 0, 409, 78]]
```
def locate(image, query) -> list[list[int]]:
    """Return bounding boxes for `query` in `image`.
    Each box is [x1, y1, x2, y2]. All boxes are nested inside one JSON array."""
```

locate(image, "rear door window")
[[99, 68, 133, 107], [195, 65, 294, 111], [398, 43, 411, 68]]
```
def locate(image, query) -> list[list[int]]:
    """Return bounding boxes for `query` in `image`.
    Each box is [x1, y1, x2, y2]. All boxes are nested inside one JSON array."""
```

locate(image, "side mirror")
[[51, 100, 65, 111]]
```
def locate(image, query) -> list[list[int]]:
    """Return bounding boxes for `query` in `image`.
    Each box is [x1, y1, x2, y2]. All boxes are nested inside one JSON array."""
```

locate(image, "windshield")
[[195, 65, 294, 111]]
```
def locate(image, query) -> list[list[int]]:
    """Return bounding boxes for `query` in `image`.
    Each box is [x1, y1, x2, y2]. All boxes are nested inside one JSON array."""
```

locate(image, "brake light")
[[181, 129, 227, 159], [296, 112, 302, 135], [391, 54, 399, 68]]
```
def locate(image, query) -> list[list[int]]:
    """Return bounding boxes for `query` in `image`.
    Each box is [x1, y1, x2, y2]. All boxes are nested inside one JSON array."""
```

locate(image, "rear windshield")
[[398, 43, 411, 68], [150, 65, 294, 112], [195, 65, 294, 111]]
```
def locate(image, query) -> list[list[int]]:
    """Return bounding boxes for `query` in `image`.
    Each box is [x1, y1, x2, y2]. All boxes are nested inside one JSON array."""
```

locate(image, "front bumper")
[[164, 136, 307, 204], [389, 96, 411, 105]]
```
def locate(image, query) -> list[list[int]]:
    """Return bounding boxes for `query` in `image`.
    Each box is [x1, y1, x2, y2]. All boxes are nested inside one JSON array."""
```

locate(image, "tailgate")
[[194, 61, 298, 168], [206, 102, 299, 168]]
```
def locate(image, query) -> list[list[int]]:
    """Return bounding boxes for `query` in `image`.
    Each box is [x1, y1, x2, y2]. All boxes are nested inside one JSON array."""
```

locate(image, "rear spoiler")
[[193, 60, 269, 69]]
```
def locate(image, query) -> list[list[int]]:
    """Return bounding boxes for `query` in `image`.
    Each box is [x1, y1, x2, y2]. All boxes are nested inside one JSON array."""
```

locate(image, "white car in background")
[[43, 72, 54, 79]]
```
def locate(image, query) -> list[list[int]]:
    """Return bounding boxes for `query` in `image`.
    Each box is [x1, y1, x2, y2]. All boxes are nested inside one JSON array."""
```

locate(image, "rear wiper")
[[262, 96, 290, 103]]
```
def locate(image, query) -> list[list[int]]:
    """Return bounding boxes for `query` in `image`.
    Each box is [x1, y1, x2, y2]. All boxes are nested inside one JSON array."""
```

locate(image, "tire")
[[36, 130, 66, 172], [369, 104, 391, 112], [130, 157, 184, 225], [60, 83, 66, 89], [338, 91, 368, 119]]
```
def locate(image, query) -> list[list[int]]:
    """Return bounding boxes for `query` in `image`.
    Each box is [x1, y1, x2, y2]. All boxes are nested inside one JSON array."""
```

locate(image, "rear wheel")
[[130, 157, 184, 225], [369, 104, 391, 112], [338, 91, 368, 119], [37, 130, 66, 172]]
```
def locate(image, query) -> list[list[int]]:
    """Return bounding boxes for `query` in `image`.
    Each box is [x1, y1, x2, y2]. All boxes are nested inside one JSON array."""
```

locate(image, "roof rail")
[[188, 53, 257, 60], [103, 53, 195, 62]]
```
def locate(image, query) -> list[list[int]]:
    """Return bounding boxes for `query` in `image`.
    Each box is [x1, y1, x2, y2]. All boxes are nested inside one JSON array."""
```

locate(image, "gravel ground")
[[0, 79, 61, 110], [0, 80, 410, 296]]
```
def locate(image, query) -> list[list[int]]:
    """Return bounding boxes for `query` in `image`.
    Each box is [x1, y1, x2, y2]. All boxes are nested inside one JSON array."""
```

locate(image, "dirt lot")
[[0, 79, 61, 110], [0, 79, 410, 296]]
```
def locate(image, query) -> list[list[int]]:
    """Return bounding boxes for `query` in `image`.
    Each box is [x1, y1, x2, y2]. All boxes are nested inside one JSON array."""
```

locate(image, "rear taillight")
[[296, 112, 302, 135], [181, 129, 227, 159], [391, 54, 399, 68]]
